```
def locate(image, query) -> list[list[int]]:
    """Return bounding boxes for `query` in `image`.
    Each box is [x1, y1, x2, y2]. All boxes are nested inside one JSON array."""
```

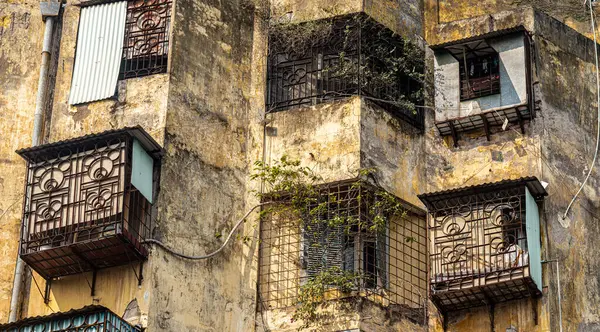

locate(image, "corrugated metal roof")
[[16, 126, 164, 163], [68, 1, 127, 105], [0, 305, 121, 330], [429, 26, 527, 49], [418, 177, 547, 210]]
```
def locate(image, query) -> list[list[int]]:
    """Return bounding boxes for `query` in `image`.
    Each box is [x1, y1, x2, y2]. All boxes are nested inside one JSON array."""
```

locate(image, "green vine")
[[291, 267, 359, 330], [268, 13, 425, 114], [252, 156, 412, 329]]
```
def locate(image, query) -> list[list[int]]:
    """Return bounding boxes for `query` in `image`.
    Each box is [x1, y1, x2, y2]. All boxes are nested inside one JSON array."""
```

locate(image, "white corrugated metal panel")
[[69, 2, 127, 105]]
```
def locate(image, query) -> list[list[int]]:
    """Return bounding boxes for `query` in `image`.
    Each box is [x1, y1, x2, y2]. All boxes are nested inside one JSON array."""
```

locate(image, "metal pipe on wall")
[[8, 2, 59, 322]]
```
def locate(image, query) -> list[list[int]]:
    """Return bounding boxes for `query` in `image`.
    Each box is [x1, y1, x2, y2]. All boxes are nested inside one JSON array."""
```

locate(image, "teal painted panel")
[[526, 187, 542, 292], [132, 139, 154, 203]]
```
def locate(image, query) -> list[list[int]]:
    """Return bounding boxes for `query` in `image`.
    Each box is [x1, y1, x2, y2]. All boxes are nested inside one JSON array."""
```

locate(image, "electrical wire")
[[142, 203, 270, 260], [563, 0, 600, 219]]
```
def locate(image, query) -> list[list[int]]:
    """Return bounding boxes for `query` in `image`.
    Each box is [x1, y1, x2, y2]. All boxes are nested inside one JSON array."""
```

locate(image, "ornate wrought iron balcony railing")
[[16, 127, 162, 280], [119, 0, 172, 79], [0, 305, 138, 332], [418, 177, 547, 313], [267, 13, 425, 131]]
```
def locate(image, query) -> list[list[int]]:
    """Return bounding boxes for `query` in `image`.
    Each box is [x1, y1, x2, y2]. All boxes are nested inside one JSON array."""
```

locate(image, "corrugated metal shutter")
[[69, 2, 127, 105], [304, 221, 345, 278]]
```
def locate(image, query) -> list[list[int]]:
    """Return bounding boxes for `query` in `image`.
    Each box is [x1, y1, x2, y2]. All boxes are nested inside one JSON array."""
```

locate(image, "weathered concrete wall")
[[533, 20, 600, 332], [426, 7, 535, 47], [0, 0, 42, 323], [425, 0, 600, 43], [260, 300, 427, 331], [27, 267, 150, 326], [20, 0, 169, 324], [271, 0, 422, 39], [360, 101, 427, 208], [265, 98, 362, 183], [47, 3, 169, 144], [145, 0, 260, 330]]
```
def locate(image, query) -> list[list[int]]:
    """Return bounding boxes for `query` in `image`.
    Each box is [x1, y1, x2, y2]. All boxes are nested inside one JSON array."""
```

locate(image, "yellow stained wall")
[[425, 0, 600, 43], [0, 0, 43, 323]]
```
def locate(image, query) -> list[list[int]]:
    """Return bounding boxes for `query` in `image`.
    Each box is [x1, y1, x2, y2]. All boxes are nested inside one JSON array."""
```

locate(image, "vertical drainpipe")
[[8, 1, 60, 323]]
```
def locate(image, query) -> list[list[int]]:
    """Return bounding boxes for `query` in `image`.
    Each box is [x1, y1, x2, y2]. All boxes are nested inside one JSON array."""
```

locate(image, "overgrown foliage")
[[252, 156, 412, 329], [268, 13, 425, 114]]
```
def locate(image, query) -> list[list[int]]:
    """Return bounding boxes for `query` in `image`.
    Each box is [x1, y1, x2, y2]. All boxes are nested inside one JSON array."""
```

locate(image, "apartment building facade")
[[0, 0, 599, 331]]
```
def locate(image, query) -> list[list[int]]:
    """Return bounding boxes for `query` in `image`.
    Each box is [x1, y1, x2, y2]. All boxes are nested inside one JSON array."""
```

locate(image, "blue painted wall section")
[[132, 139, 154, 203]]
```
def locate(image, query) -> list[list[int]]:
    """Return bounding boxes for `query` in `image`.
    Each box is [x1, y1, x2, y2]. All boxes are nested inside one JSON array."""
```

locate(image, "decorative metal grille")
[[267, 13, 425, 130], [258, 180, 427, 319], [120, 0, 172, 79], [0, 305, 138, 332], [17, 128, 160, 279], [419, 178, 546, 313]]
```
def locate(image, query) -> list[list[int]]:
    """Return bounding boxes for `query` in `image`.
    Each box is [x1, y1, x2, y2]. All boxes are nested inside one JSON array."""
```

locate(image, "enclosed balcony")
[[16, 127, 162, 279], [267, 13, 425, 130], [0, 305, 138, 332], [259, 179, 427, 319], [418, 178, 546, 313], [432, 27, 535, 145]]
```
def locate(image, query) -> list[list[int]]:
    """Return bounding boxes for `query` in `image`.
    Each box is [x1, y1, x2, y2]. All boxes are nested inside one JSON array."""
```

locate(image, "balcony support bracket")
[[449, 121, 459, 147], [44, 279, 52, 304], [481, 115, 491, 141], [91, 269, 97, 297], [516, 108, 526, 134], [138, 261, 144, 286]]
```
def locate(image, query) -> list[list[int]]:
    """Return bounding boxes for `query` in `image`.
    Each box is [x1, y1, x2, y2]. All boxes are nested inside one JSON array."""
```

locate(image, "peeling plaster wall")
[[425, 0, 600, 43], [145, 0, 260, 330], [271, 0, 422, 38], [0, 0, 41, 323], [265, 98, 362, 183]]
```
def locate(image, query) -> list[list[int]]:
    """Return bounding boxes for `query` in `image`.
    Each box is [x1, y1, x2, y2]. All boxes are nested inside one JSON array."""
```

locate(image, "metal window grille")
[[459, 52, 501, 101], [258, 180, 428, 319], [0, 305, 139, 332], [267, 13, 425, 130], [119, 0, 172, 79], [16, 128, 162, 279], [418, 178, 546, 313]]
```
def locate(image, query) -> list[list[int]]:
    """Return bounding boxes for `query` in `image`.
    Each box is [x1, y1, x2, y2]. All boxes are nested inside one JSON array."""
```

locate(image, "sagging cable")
[[143, 202, 270, 260], [563, 0, 600, 219]]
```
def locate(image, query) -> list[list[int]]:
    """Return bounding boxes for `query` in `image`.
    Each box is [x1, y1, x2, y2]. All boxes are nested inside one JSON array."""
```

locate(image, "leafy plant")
[[268, 13, 425, 114], [291, 267, 359, 330]]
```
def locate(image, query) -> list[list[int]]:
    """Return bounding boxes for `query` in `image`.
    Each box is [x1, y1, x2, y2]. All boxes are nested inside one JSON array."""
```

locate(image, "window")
[[418, 177, 546, 313], [120, 0, 172, 79], [432, 30, 533, 143], [69, 0, 172, 105], [302, 220, 388, 290], [17, 127, 162, 279], [457, 45, 500, 100]]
